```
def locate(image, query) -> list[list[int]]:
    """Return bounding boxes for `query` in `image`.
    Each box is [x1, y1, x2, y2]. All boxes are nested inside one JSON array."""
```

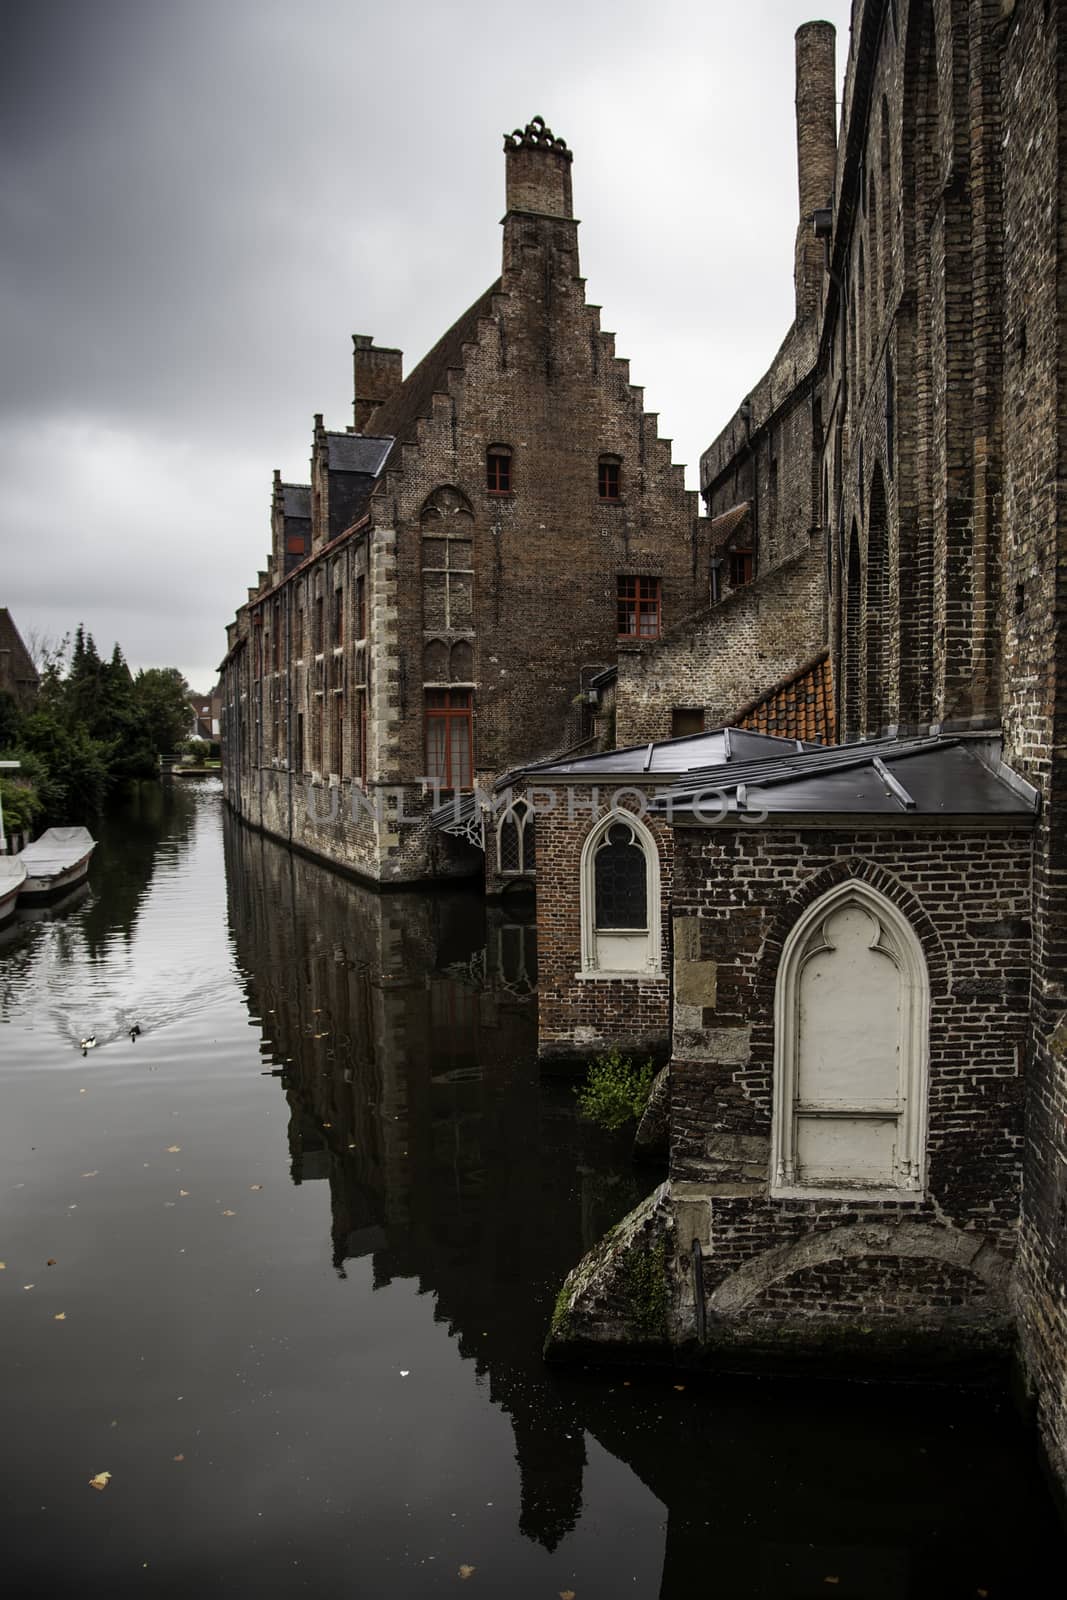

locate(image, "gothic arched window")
[[772, 880, 930, 1196], [579, 812, 662, 977], [498, 800, 536, 876]]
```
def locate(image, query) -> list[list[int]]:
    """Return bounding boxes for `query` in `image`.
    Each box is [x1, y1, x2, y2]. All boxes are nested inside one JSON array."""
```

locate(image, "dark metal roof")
[[524, 726, 817, 780], [325, 434, 393, 476], [281, 484, 310, 518], [650, 735, 1039, 823]]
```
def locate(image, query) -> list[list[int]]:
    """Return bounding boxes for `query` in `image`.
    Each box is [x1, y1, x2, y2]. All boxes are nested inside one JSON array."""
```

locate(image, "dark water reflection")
[[1, 782, 1063, 1598]]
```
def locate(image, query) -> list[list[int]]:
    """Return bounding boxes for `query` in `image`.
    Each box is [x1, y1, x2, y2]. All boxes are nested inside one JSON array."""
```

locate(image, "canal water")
[[1, 780, 1063, 1598]]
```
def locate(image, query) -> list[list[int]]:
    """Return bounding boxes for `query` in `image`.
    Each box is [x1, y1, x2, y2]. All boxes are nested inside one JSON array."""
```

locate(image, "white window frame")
[[497, 800, 535, 877], [578, 810, 662, 980], [771, 879, 930, 1200]]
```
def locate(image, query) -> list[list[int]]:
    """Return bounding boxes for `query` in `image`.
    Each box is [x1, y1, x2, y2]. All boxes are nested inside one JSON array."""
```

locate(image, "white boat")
[[16, 827, 96, 903], [0, 856, 26, 923]]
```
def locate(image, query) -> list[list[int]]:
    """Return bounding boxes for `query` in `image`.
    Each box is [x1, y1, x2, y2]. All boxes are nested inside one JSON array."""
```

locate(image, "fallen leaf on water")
[[221, 1210, 236, 1217], [54, 1312, 67, 1321], [47, 1259, 56, 1266], [561, 1591, 577, 1599], [673, 1384, 685, 1392], [166, 1146, 181, 1154], [458, 1566, 475, 1580], [0, 1262, 5, 1270], [82, 1171, 99, 1179], [23, 1284, 34, 1290], [399, 1370, 410, 1377], [179, 1190, 190, 1197], [88, 1472, 111, 1491], [172, 1453, 185, 1462], [79, 1088, 87, 1094], [250, 1184, 263, 1191]]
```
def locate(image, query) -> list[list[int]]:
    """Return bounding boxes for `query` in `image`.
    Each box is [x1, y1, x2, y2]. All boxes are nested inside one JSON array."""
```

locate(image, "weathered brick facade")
[[551, 4, 1067, 1504], [221, 118, 711, 883]]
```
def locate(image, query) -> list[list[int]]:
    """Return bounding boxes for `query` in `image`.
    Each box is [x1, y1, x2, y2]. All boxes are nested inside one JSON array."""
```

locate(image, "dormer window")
[[487, 445, 512, 495], [598, 455, 622, 500]]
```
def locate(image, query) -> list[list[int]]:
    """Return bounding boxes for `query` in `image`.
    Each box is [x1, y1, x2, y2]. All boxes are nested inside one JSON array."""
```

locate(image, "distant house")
[[187, 688, 222, 743], [0, 609, 40, 711]]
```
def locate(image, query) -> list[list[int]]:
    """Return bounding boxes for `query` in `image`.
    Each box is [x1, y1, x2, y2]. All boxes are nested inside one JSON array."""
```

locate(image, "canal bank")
[[1, 781, 1064, 1596]]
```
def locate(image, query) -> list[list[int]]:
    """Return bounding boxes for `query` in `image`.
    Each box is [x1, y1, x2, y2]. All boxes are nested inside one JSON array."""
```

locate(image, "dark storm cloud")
[[0, 0, 852, 687]]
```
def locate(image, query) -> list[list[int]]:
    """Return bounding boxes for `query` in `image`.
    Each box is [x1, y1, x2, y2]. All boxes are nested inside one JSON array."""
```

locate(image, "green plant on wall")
[[576, 1047, 655, 1132]]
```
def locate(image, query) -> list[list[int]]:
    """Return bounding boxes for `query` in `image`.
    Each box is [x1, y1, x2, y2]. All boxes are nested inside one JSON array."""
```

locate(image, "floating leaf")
[[166, 1146, 181, 1154], [88, 1471, 111, 1491], [561, 1591, 577, 1599], [221, 1210, 236, 1217], [458, 1566, 475, 1580], [23, 1284, 34, 1290], [0, 1262, 5, 1270], [399, 1370, 410, 1377], [172, 1453, 185, 1462], [250, 1184, 263, 1191], [179, 1190, 190, 1198], [54, 1312, 67, 1321], [673, 1384, 685, 1392], [82, 1171, 99, 1179], [47, 1259, 56, 1266]]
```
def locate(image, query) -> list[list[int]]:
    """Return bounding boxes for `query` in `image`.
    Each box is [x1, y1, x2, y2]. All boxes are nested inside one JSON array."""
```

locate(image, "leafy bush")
[[181, 739, 211, 763], [576, 1048, 655, 1131]]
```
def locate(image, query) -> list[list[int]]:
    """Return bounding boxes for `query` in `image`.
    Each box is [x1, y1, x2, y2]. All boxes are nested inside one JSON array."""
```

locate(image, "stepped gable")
[[366, 281, 502, 466]]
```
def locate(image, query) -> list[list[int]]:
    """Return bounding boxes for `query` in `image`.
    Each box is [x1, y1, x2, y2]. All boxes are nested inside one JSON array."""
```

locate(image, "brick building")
[[220, 118, 711, 884], [548, 0, 1067, 1504], [0, 609, 39, 711]]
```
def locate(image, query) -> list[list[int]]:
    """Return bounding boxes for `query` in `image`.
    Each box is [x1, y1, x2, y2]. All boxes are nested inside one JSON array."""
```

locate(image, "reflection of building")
[[223, 812, 651, 1550], [220, 118, 714, 885]]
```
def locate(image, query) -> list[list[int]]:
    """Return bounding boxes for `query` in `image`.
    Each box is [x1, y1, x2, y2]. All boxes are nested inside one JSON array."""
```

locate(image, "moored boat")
[[16, 827, 96, 903], [0, 856, 27, 923]]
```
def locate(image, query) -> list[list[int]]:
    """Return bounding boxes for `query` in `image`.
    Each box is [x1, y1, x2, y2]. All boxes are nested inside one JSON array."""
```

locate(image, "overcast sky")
[[1, 0, 851, 691]]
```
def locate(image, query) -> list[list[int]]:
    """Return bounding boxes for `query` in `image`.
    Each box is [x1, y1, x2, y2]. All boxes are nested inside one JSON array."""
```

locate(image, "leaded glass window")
[[594, 820, 647, 930]]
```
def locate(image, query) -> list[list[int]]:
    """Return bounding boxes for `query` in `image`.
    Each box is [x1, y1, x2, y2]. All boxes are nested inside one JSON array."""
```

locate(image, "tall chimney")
[[503, 116, 573, 219], [352, 335, 403, 432], [794, 21, 837, 323]]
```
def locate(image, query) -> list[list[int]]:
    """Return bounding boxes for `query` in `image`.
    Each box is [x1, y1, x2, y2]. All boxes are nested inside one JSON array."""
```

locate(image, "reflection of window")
[[598, 455, 622, 499], [487, 445, 512, 495], [580, 812, 661, 976], [498, 800, 536, 875], [617, 575, 661, 639], [772, 881, 929, 1196], [425, 689, 473, 790]]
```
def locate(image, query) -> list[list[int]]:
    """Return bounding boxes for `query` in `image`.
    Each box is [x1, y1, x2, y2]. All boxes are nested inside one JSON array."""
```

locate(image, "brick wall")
[[667, 823, 1032, 1350], [533, 781, 673, 1062], [614, 536, 826, 746]]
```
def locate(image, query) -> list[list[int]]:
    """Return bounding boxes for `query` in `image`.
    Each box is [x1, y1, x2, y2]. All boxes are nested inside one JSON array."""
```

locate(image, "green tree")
[[134, 667, 190, 756]]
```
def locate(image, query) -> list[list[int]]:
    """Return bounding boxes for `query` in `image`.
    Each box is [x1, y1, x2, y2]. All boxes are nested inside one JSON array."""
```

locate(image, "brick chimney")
[[503, 116, 573, 219], [794, 21, 837, 324], [352, 335, 403, 431]]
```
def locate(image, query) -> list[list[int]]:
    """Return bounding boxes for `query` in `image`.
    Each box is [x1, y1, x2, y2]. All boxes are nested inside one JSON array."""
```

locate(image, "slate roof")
[[519, 727, 818, 780], [367, 281, 502, 464], [324, 434, 394, 476], [281, 484, 311, 518], [731, 650, 835, 744], [650, 735, 1039, 823]]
